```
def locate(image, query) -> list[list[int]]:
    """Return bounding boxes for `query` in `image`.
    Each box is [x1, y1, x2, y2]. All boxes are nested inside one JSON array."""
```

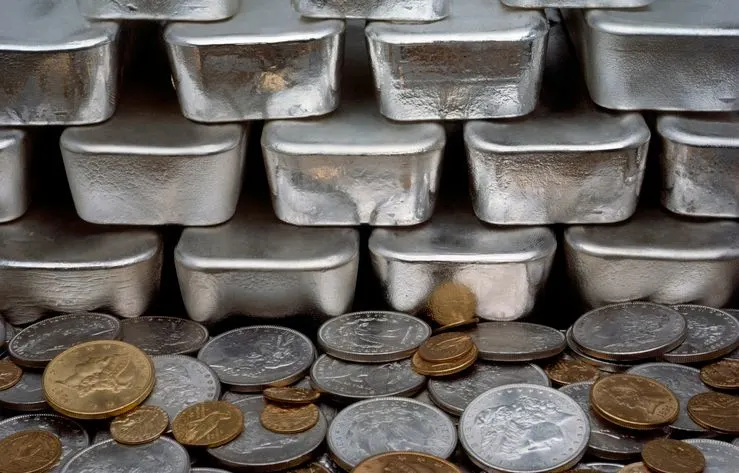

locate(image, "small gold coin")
[[0, 430, 62, 473], [0, 359, 22, 391], [433, 318, 480, 334], [412, 345, 478, 377], [641, 438, 705, 473], [110, 405, 169, 445], [618, 463, 650, 473], [352, 452, 462, 473], [263, 387, 321, 405], [687, 391, 739, 434], [427, 282, 476, 326], [172, 400, 244, 448], [700, 359, 739, 390], [418, 333, 474, 363], [260, 402, 320, 434], [544, 355, 600, 385], [590, 374, 679, 430]]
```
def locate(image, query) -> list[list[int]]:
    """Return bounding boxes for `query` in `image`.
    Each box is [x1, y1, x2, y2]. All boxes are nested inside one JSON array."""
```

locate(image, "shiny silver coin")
[[315, 452, 342, 473], [91, 429, 112, 445], [8, 312, 121, 368], [571, 302, 687, 361], [559, 382, 664, 460], [626, 362, 710, 434], [413, 389, 436, 408], [575, 463, 625, 473], [662, 305, 739, 363], [208, 395, 326, 472], [0, 319, 14, 358], [727, 310, 739, 360], [61, 438, 190, 473], [310, 354, 425, 402], [683, 439, 739, 473], [0, 371, 47, 411], [733, 438, 739, 447], [0, 316, 5, 348], [199, 326, 315, 392], [317, 311, 431, 363], [466, 322, 566, 361], [566, 328, 637, 373], [120, 316, 209, 356], [459, 384, 589, 473], [428, 362, 550, 416]]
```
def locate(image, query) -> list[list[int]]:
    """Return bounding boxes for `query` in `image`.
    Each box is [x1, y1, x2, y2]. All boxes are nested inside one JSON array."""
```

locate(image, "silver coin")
[[328, 397, 457, 471], [0, 370, 47, 411], [727, 310, 739, 361], [315, 452, 342, 473], [466, 322, 566, 361], [0, 414, 89, 473], [572, 302, 687, 361], [317, 311, 431, 363], [310, 354, 425, 402], [8, 312, 121, 368], [428, 362, 550, 416], [91, 429, 112, 445], [576, 463, 625, 473], [61, 437, 190, 473], [120, 316, 209, 356], [559, 382, 664, 460], [662, 305, 739, 363], [294, 376, 338, 425], [199, 326, 315, 392], [208, 395, 326, 472], [683, 439, 739, 473], [0, 316, 5, 348], [191, 469, 232, 473], [143, 355, 221, 424], [733, 438, 739, 447], [459, 384, 589, 473], [566, 328, 637, 373], [413, 389, 436, 407]]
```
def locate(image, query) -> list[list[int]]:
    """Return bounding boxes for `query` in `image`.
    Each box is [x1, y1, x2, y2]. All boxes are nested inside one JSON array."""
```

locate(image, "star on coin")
[[172, 400, 244, 447], [0, 430, 62, 473], [111, 405, 169, 445], [641, 439, 705, 473], [260, 402, 320, 434]]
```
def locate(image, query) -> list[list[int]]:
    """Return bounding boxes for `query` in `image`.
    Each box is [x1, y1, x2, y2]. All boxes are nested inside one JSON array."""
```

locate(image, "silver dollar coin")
[[120, 316, 209, 355], [459, 384, 589, 473], [572, 302, 687, 361], [732, 438, 739, 447], [662, 305, 739, 363], [575, 463, 625, 473], [559, 382, 664, 460], [428, 362, 550, 416], [328, 397, 457, 471], [8, 312, 121, 368], [61, 437, 190, 473], [91, 429, 112, 445], [683, 439, 739, 473], [310, 354, 425, 402], [318, 311, 431, 363], [0, 371, 47, 411], [199, 326, 315, 392], [0, 316, 5, 348], [467, 322, 566, 361], [208, 395, 326, 472], [565, 328, 637, 373], [626, 362, 710, 434], [727, 310, 739, 361]]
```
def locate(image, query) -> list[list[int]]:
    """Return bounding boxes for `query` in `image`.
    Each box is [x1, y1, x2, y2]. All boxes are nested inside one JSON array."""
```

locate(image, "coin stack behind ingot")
[[412, 332, 478, 377], [260, 387, 322, 434], [427, 282, 480, 333]]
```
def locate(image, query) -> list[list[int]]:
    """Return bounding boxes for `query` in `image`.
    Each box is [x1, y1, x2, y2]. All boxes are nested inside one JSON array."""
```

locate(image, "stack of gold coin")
[[411, 332, 478, 377], [172, 400, 244, 447], [590, 374, 679, 430], [427, 281, 479, 332], [260, 387, 322, 434]]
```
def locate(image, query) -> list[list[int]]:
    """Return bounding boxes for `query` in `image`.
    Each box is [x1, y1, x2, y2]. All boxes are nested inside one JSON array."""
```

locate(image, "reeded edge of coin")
[[471, 322, 567, 362], [411, 346, 478, 377], [0, 429, 63, 473], [110, 405, 169, 446], [120, 316, 210, 356], [566, 329, 637, 373], [700, 359, 739, 390], [590, 375, 679, 431], [352, 452, 462, 473]]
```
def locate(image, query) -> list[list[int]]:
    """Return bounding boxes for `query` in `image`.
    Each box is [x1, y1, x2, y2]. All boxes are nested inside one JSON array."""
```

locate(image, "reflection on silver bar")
[[0, 130, 28, 223], [164, 0, 344, 122], [76, 0, 240, 21], [502, 0, 653, 8], [565, 210, 739, 309], [658, 114, 739, 218], [292, 0, 449, 21]]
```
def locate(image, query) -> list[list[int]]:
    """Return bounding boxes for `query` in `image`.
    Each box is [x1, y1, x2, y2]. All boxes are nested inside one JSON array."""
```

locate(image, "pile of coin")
[[260, 387, 322, 434], [411, 332, 479, 377]]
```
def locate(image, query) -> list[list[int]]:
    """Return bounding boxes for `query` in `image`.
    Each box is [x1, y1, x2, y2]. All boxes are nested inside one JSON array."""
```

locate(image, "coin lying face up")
[[467, 322, 566, 361], [0, 371, 48, 412], [641, 438, 705, 473], [172, 401, 244, 448], [662, 305, 739, 363], [353, 452, 462, 473], [683, 439, 739, 473], [0, 430, 62, 473], [688, 392, 739, 435], [60, 437, 189, 473], [590, 374, 679, 430], [119, 316, 209, 356]]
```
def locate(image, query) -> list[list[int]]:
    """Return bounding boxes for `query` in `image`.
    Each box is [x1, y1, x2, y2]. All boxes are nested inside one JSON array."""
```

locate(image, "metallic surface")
[[576, 464, 624, 473], [467, 322, 566, 362], [503, 0, 652, 6], [0, 130, 29, 223], [119, 317, 209, 356], [566, 328, 638, 374], [0, 371, 47, 412], [60, 438, 189, 473], [683, 439, 739, 473], [292, 0, 449, 21], [77, 0, 239, 21], [662, 305, 739, 363]]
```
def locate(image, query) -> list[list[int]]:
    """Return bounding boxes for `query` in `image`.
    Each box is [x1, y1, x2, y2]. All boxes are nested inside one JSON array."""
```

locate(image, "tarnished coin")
[[566, 329, 637, 373], [60, 437, 190, 473], [627, 363, 710, 434], [172, 400, 244, 448], [546, 354, 601, 386], [318, 312, 431, 363], [354, 452, 462, 473], [576, 463, 625, 473], [0, 371, 48, 412], [701, 359, 739, 390], [0, 430, 62, 473], [198, 326, 315, 392], [618, 463, 650, 473], [428, 362, 550, 416], [208, 396, 327, 472], [264, 387, 320, 405], [111, 405, 169, 445], [427, 281, 477, 326], [460, 384, 589, 473], [8, 313, 121, 369], [683, 439, 739, 473], [467, 322, 566, 361], [662, 305, 739, 363], [688, 392, 739, 434], [260, 403, 319, 434], [328, 397, 457, 471], [0, 316, 5, 348], [412, 346, 478, 377], [311, 355, 425, 401], [590, 374, 679, 430], [419, 333, 474, 363], [120, 316, 209, 356], [0, 359, 22, 391], [572, 303, 687, 361], [641, 439, 705, 473]]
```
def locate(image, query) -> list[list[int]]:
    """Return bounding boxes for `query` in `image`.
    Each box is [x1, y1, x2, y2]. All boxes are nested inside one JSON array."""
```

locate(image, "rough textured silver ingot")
[[0, 0, 119, 125], [61, 97, 247, 226], [658, 114, 739, 218], [565, 0, 739, 111], [365, 0, 548, 121], [292, 0, 449, 21], [263, 23, 445, 226], [565, 210, 739, 309], [77, 0, 239, 21], [0, 130, 29, 223], [369, 209, 556, 321], [0, 208, 162, 325], [175, 204, 359, 323], [164, 0, 344, 122], [502, 0, 653, 8]]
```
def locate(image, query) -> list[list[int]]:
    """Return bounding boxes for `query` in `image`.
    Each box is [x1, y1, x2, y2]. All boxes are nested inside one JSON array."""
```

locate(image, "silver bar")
[[0, 130, 29, 223], [502, 0, 653, 8], [76, 0, 240, 22], [292, 0, 449, 21]]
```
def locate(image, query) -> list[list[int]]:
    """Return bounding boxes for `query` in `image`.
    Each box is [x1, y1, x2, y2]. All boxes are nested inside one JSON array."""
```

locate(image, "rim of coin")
[[683, 439, 739, 473], [111, 405, 169, 445], [418, 332, 474, 363], [426, 281, 477, 326], [618, 463, 650, 473], [662, 305, 739, 364], [411, 346, 478, 376], [263, 387, 320, 405], [545, 355, 601, 385], [172, 400, 244, 448], [687, 391, 739, 435], [260, 402, 320, 434], [288, 462, 332, 473], [0, 371, 48, 412], [352, 452, 462, 473], [590, 374, 679, 430], [700, 359, 739, 390], [566, 329, 637, 373], [119, 316, 209, 356], [434, 318, 480, 334], [468, 321, 566, 361], [0, 413, 90, 467], [60, 437, 190, 473], [641, 439, 705, 473], [0, 359, 22, 391], [0, 430, 62, 473], [576, 464, 625, 473]]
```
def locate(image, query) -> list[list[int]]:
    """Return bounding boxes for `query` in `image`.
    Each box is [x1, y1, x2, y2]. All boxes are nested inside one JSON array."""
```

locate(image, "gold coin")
[[110, 405, 169, 445], [418, 333, 474, 363], [42, 340, 154, 420], [641, 438, 705, 473], [0, 359, 22, 391], [172, 400, 244, 448], [260, 402, 320, 434], [288, 463, 331, 473], [263, 387, 321, 405], [618, 463, 650, 473], [590, 374, 679, 430], [544, 355, 600, 386], [700, 359, 739, 390], [427, 282, 476, 326], [687, 391, 739, 434], [0, 430, 62, 473], [433, 318, 480, 334], [352, 452, 462, 473], [412, 345, 478, 377]]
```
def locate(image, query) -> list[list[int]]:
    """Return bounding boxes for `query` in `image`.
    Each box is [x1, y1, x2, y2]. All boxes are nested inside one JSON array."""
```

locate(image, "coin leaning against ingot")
[[427, 282, 477, 326], [263, 387, 320, 405], [687, 391, 739, 434], [261, 402, 320, 434], [545, 355, 600, 385], [641, 439, 705, 473], [590, 374, 679, 430], [110, 405, 169, 445], [352, 452, 462, 473], [0, 430, 62, 473], [412, 346, 478, 377], [418, 333, 474, 363], [700, 359, 739, 390], [172, 400, 244, 448], [0, 359, 22, 391], [434, 318, 480, 334]]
